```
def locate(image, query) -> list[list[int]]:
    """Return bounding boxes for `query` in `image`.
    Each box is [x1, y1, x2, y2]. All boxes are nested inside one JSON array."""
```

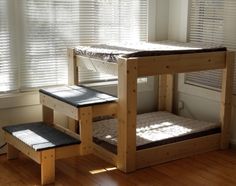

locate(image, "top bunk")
[[71, 40, 229, 77], [75, 41, 226, 63]]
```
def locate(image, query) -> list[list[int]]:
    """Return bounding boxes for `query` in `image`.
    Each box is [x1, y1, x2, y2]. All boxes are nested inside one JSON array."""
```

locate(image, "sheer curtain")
[[0, 0, 147, 93]]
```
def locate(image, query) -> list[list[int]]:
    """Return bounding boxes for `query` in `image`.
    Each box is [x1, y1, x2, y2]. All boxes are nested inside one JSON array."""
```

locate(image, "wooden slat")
[[158, 74, 174, 112], [68, 48, 78, 85], [41, 149, 55, 185], [137, 52, 226, 76], [158, 75, 167, 111], [136, 134, 220, 169], [55, 144, 80, 160], [92, 102, 118, 117], [117, 58, 137, 172], [93, 143, 117, 166], [79, 107, 93, 155], [220, 51, 234, 149], [4, 132, 41, 164], [40, 93, 78, 120]]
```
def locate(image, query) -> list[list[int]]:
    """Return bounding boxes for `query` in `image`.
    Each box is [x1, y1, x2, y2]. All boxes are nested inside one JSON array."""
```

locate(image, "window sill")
[[0, 91, 40, 109]]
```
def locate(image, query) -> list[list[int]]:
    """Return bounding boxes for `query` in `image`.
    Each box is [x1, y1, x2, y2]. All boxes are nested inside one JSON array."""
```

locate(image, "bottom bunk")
[[92, 111, 221, 168]]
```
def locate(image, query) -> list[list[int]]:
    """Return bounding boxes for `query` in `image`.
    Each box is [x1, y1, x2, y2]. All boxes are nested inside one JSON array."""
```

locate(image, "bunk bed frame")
[[67, 47, 234, 173]]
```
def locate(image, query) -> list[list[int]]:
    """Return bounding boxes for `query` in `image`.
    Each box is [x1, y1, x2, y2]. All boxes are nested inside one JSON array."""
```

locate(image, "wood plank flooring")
[[0, 150, 236, 186]]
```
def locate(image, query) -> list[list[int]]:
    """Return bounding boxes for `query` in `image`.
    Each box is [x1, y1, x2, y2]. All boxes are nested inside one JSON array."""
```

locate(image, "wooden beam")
[[136, 134, 220, 169], [55, 144, 80, 160], [92, 102, 118, 117], [67, 48, 78, 85], [117, 58, 137, 172], [220, 51, 234, 149], [4, 132, 41, 164], [41, 149, 55, 185], [137, 52, 226, 76], [79, 107, 93, 155], [158, 74, 174, 112]]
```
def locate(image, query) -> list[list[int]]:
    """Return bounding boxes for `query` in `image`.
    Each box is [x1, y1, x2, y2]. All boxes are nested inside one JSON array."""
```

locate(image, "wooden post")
[[7, 143, 19, 160], [67, 48, 79, 133], [117, 58, 137, 172], [79, 107, 93, 155], [42, 105, 54, 125], [41, 149, 55, 185], [220, 51, 234, 149], [67, 48, 78, 85], [158, 74, 174, 112]]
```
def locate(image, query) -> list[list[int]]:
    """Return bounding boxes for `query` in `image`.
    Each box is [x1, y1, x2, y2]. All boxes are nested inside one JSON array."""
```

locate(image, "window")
[[185, 0, 236, 94], [0, 0, 17, 92], [0, 0, 147, 93]]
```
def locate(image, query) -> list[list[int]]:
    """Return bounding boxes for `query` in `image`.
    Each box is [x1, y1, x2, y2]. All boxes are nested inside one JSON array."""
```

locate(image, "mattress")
[[75, 41, 226, 63], [92, 111, 220, 153]]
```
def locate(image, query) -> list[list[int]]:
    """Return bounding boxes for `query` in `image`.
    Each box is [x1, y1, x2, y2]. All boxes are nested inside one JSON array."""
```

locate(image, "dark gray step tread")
[[3, 122, 81, 151], [39, 85, 117, 108]]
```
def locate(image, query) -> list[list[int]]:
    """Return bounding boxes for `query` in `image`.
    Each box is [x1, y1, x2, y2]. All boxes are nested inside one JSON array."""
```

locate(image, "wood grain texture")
[[1, 150, 236, 186], [137, 51, 226, 76], [68, 48, 78, 85], [220, 51, 234, 149], [117, 58, 137, 172]]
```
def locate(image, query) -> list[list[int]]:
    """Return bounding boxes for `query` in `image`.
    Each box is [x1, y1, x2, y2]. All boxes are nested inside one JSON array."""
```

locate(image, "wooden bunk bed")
[[66, 41, 234, 173]]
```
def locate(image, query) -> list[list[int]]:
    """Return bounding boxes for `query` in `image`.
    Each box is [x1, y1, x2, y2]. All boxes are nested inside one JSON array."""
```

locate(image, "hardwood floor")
[[0, 150, 236, 186]]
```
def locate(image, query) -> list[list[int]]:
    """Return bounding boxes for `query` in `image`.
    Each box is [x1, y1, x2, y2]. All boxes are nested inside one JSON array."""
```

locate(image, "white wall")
[[168, 0, 236, 146]]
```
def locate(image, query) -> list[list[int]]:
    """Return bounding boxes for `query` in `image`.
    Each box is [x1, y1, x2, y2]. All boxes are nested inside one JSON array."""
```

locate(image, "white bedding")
[[93, 111, 220, 146]]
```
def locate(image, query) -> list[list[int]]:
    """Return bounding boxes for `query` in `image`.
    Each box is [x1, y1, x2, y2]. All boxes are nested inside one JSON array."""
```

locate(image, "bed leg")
[[117, 58, 137, 172], [41, 149, 55, 185], [220, 51, 234, 149], [79, 107, 93, 155], [68, 48, 78, 85]]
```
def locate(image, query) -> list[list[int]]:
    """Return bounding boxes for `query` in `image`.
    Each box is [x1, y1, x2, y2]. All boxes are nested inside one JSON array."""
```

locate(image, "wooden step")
[[2, 122, 81, 185]]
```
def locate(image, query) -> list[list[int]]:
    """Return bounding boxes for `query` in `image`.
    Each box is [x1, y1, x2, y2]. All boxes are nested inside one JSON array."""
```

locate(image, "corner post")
[[220, 51, 234, 149], [117, 58, 137, 172], [67, 48, 78, 85], [67, 48, 79, 132], [79, 107, 93, 155]]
